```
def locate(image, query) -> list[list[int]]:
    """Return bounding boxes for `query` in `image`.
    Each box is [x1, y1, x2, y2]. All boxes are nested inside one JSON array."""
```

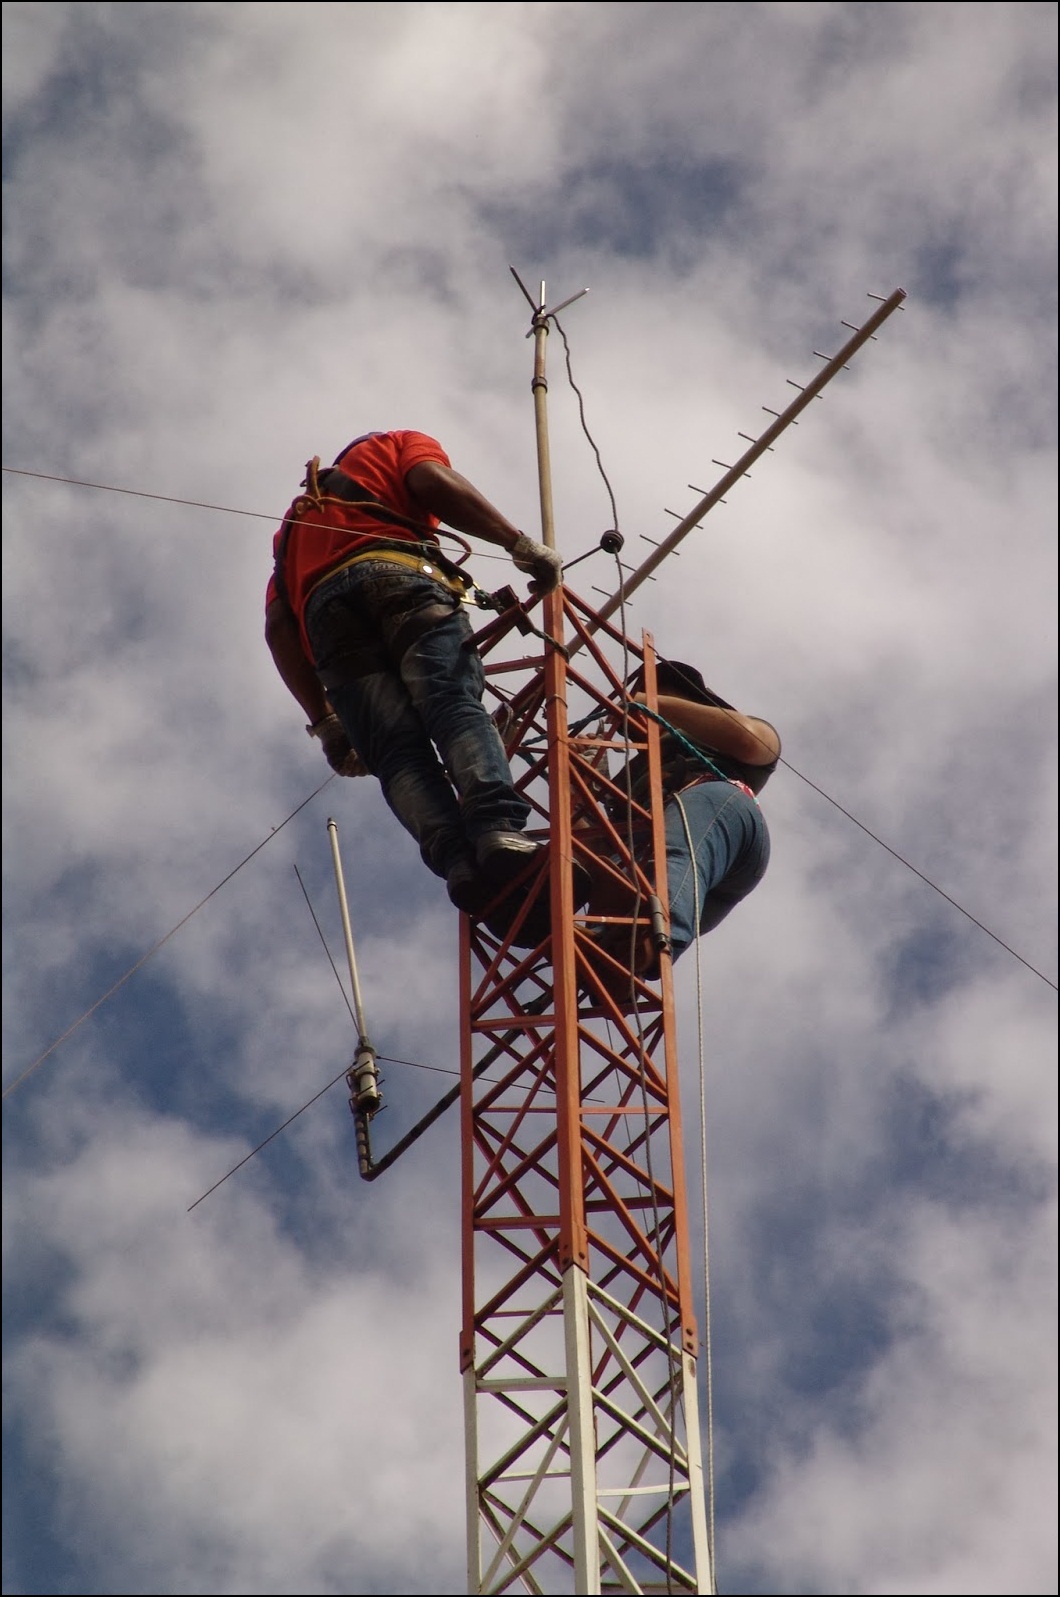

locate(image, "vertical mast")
[[530, 279, 558, 549], [532, 277, 599, 1594], [516, 268, 588, 552]]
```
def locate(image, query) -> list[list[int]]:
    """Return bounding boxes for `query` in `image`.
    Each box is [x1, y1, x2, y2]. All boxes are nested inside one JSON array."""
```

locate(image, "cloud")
[[3, 3, 1055, 1594], [5, 1102, 465, 1595]]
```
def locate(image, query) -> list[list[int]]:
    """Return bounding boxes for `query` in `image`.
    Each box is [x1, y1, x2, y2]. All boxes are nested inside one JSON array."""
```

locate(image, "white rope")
[[673, 792, 718, 1594]]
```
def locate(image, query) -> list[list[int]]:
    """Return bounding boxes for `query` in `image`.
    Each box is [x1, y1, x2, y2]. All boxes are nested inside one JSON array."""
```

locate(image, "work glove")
[[509, 532, 564, 595], [307, 713, 367, 778]]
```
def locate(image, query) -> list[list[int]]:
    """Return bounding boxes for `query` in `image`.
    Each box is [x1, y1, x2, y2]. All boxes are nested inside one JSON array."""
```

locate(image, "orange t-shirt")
[[265, 429, 451, 639]]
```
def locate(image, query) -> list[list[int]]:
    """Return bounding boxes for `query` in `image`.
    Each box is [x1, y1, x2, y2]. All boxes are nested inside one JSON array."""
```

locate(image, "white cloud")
[[3, 3, 1055, 1594], [5, 1104, 465, 1594], [722, 1198, 1057, 1596]]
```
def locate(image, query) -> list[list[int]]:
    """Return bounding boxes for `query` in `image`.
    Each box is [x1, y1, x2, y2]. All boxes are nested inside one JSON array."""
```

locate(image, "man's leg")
[[307, 561, 535, 902], [305, 567, 471, 880], [398, 606, 532, 843], [327, 668, 469, 880]]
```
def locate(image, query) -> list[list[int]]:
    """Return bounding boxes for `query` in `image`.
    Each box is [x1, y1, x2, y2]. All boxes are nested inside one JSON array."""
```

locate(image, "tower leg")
[[564, 1264, 601, 1594]]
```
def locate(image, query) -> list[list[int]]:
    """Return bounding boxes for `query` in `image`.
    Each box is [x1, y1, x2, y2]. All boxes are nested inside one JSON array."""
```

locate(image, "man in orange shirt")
[[265, 429, 562, 912]]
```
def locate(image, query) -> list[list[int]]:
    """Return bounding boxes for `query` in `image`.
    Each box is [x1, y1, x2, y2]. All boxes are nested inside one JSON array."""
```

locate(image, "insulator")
[[648, 894, 672, 958]]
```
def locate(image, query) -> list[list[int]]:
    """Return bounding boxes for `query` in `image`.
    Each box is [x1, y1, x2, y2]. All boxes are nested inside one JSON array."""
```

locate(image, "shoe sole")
[[449, 879, 491, 915], [478, 843, 543, 894], [476, 857, 594, 949]]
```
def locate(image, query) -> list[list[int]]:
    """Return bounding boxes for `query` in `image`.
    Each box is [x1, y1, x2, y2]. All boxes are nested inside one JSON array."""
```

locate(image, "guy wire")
[[5, 465, 1052, 985]]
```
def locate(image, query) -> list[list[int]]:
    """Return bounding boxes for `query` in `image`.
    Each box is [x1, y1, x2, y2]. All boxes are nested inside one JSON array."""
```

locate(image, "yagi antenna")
[[592, 287, 907, 624]]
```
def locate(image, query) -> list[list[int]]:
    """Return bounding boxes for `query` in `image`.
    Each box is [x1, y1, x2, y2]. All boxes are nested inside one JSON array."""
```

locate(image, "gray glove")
[[307, 713, 367, 778], [509, 532, 564, 595]]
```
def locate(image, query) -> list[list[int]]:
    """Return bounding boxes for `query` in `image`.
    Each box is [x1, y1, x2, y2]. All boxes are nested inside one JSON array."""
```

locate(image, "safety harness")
[[272, 455, 476, 616], [273, 454, 567, 690]]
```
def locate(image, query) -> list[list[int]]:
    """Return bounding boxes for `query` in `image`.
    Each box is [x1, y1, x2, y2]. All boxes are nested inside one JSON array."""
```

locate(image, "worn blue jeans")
[[304, 561, 530, 879], [665, 780, 771, 958]]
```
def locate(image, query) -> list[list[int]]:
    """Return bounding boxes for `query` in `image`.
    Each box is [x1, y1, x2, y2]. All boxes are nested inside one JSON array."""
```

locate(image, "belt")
[[675, 773, 757, 805], [305, 545, 471, 606]]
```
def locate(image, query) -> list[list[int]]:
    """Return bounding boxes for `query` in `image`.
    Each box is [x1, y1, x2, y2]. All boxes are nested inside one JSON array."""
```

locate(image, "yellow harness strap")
[[293, 455, 475, 606], [304, 545, 470, 605]]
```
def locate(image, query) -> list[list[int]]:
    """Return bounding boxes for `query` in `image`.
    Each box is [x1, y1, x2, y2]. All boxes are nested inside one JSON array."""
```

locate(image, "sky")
[[2, 3, 1056, 1594]]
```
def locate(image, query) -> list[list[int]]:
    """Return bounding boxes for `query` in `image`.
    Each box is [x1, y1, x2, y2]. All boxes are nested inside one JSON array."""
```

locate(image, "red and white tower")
[[460, 590, 710, 1593]]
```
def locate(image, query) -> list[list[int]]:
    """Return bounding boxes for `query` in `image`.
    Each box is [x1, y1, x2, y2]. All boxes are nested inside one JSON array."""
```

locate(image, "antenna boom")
[[593, 288, 906, 623]]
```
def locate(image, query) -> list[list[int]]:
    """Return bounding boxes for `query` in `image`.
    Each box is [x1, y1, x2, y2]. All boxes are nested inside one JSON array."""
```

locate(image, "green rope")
[[632, 700, 732, 784]]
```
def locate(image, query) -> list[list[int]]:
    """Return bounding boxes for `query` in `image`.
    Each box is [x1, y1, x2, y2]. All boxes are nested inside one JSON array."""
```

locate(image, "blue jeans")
[[665, 780, 771, 958], [304, 561, 530, 879]]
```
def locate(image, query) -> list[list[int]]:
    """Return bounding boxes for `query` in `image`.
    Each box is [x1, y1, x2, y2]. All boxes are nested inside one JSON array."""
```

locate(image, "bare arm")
[[265, 598, 329, 724], [646, 693, 781, 767], [404, 460, 521, 551]]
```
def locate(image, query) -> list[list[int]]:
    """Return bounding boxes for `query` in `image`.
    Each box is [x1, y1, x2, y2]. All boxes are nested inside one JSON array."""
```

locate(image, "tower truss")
[[460, 584, 711, 1594]]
